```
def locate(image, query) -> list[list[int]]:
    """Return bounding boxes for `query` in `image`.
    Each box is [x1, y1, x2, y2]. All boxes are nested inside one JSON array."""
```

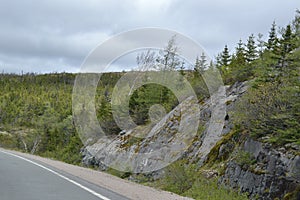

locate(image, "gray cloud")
[[0, 0, 298, 73]]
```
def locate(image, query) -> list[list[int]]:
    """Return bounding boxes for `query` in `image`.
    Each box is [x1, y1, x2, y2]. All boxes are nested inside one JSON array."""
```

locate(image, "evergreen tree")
[[257, 33, 265, 57], [221, 45, 231, 66], [266, 21, 278, 51], [236, 39, 246, 60], [245, 34, 257, 63], [228, 40, 248, 82], [215, 45, 231, 83], [278, 24, 295, 67], [194, 56, 200, 71], [199, 52, 207, 71], [215, 53, 223, 68], [194, 53, 207, 74], [292, 9, 300, 38], [281, 25, 294, 53]]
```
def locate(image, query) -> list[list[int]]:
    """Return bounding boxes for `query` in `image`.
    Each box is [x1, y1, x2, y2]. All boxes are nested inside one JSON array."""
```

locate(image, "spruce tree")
[[281, 25, 294, 53], [257, 33, 265, 57], [292, 9, 300, 38], [221, 45, 231, 66], [266, 21, 278, 51], [194, 53, 207, 73], [215, 53, 223, 68], [229, 40, 248, 82], [236, 39, 245, 58], [194, 56, 200, 72], [245, 34, 257, 63], [278, 24, 295, 67]]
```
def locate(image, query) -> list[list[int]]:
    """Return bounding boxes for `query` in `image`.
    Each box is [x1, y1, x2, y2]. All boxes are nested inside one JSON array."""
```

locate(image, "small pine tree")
[[266, 21, 278, 51], [245, 34, 257, 63], [194, 53, 207, 74], [215, 53, 223, 68], [292, 9, 300, 38], [257, 33, 265, 57], [236, 39, 246, 60], [278, 24, 295, 67], [228, 40, 249, 82], [221, 45, 231, 66]]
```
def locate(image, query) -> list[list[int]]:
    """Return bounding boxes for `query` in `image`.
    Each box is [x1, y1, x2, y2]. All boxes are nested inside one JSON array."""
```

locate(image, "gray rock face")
[[187, 81, 249, 164], [220, 138, 300, 199], [82, 80, 300, 199], [82, 81, 248, 171], [82, 96, 200, 173]]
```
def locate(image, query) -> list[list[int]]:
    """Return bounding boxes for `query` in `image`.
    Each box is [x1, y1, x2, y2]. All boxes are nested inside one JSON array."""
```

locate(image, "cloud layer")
[[0, 0, 298, 73]]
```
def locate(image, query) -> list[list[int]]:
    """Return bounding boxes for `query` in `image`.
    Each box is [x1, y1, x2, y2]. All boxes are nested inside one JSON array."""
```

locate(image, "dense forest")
[[0, 9, 299, 200]]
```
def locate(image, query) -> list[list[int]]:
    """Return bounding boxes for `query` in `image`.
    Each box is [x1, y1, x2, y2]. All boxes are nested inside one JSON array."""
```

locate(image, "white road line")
[[0, 150, 111, 200]]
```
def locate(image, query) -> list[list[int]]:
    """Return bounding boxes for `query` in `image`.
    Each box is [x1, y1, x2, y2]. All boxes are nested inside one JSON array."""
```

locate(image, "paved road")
[[0, 150, 128, 200]]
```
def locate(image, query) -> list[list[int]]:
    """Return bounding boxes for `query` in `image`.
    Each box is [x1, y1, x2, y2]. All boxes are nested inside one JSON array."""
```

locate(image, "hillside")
[[0, 11, 300, 200]]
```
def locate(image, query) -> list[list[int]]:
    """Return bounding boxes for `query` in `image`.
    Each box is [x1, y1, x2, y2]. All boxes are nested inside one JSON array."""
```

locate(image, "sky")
[[0, 0, 299, 73]]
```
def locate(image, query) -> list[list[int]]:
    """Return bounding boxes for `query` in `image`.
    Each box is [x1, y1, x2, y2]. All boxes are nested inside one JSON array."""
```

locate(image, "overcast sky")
[[0, 0, 298, 73]]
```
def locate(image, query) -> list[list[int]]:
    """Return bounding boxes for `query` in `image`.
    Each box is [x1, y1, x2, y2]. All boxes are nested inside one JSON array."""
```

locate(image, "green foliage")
[[205, 129, 241, 167], [194, 53, 207, 74], [129, 83, 178, 125], [217, 11, 300, 85], [183, 177, 248, 200], [276, 24, 297, 67], [217, 11, 300, 148], [160, 160, 197, 194], [155, 159, 247, 199], [0, 73, 82, 164], [235, 150, 256, 170], [106, 168, 132, 179], [266, 21, 278, 51], [0, 70, 208, 164], [0, 133, 18, 149], [245, 34, 257, 63], [221, 45, 231, 67], [234, 62, 300, 145]]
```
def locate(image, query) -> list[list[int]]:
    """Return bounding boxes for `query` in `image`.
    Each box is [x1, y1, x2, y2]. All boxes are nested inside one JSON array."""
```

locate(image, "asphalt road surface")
[[0, 150, 128, 200]]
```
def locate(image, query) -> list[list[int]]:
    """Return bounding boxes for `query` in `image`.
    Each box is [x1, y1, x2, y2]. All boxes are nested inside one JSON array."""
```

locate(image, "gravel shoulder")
[[3, 148, 193, 200]]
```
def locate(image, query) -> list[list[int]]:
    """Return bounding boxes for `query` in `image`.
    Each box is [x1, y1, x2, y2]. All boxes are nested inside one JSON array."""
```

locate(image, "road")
[[0, 150, 128, 200]]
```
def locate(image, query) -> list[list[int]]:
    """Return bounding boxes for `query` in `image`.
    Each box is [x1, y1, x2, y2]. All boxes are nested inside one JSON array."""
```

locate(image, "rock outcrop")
[[82, 81, 300, 199], [186, 81, 248, 165], [220, 138, 300, 199], [82, 95, 200, 173]]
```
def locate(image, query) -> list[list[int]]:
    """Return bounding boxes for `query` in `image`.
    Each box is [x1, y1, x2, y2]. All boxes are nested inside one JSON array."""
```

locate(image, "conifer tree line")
[[213, 10, 300, 84]]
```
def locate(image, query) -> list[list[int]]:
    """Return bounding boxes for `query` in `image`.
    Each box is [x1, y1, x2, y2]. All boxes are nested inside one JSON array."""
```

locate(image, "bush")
[[160, 160, 197, 194], [235, 150, 256, 170], [183, 177, 248, 200]]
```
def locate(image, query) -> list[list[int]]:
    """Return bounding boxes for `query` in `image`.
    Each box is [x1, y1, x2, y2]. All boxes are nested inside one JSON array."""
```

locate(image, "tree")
[[156, 36, 185, 102], [215, 45, 232, 83], [221, 45, 231, 67], [292, 9, 300, 38], [235, 39, 246, 63], [136, 50, 156, 70], [194, 52, 207, 74], [278, 24, 296, 67], [229, 39, 246, 71], [228, 40, 249, 82], [157, 35, 183, 71], [266, 21, 278, 51], [215, 53, 223, 68], [245, 34, 257, 63], [257, 33, 265, 57]]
